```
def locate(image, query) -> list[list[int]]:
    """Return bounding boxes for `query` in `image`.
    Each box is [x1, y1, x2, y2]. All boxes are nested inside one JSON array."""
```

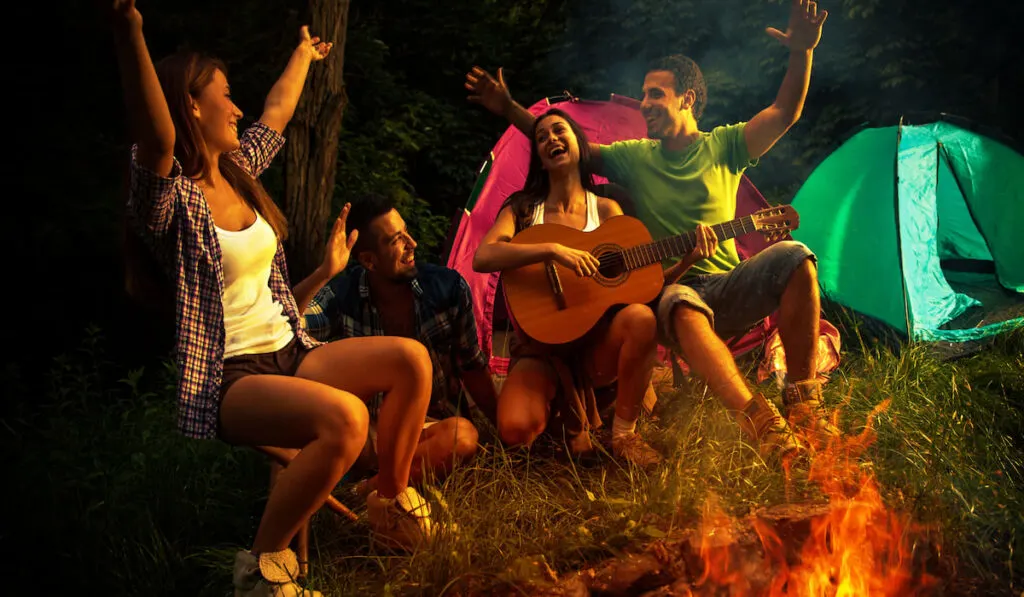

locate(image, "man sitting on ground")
[[305, 194, 498, 493]]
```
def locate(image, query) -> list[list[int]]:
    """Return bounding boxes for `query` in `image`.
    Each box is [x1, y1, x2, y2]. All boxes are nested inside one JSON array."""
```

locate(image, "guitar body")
[[502, 216, 665, 345]]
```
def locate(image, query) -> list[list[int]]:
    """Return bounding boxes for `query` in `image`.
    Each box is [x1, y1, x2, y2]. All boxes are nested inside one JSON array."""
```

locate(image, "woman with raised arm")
[[473, 109, 662, 467], [107, 2, 436, 594]]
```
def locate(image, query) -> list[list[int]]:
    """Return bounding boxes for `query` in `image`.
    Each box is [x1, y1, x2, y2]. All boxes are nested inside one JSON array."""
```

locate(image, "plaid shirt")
[[128, 122, 319, 440], [304, 263, 488, 418]]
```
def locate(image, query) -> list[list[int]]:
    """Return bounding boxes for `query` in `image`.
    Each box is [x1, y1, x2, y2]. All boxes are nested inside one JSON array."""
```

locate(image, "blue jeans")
[[656, 241, 816, 349]]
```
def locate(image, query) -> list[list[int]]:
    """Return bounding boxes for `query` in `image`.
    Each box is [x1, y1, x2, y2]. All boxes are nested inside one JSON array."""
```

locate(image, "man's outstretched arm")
[[465, 66, 537, 136], [744, 0, 828, 160], [465, 66, 605, 173]]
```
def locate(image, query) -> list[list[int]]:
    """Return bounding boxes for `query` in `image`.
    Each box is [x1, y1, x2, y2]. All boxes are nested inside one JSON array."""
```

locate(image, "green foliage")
[[4, 327, 267, 595]]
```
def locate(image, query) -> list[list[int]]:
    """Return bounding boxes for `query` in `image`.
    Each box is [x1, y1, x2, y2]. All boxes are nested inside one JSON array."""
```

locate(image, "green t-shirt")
[[599, 122, 755, 277]]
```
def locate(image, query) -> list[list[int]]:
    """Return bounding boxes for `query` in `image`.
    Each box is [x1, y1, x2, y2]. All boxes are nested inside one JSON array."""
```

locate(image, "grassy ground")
[[5, 325, 1022, 596]]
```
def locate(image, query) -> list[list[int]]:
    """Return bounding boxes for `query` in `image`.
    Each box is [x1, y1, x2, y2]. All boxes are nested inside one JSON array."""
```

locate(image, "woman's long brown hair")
[[501, 108, 600, 232], [124, 52, 288, 310]]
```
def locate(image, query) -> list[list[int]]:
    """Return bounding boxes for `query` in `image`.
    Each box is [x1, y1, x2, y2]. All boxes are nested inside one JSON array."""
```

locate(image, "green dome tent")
[[791, 118, 1023, 349]]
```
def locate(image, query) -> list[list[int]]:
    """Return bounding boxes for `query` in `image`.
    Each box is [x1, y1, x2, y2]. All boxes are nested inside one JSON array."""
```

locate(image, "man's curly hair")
[[646, 55, 707, 121]]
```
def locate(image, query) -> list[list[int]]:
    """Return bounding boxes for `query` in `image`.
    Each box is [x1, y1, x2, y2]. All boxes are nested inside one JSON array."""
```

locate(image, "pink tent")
[[445, 94, 840, 383]]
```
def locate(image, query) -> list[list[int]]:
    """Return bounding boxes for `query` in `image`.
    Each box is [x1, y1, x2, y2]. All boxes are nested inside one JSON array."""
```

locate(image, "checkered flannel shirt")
[[128, 122, 319, 439], [304, 263, 487, 418]]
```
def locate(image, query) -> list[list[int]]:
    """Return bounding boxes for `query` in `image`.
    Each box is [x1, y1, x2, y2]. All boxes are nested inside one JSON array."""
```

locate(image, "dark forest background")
[[8, 0, 1023, 388]]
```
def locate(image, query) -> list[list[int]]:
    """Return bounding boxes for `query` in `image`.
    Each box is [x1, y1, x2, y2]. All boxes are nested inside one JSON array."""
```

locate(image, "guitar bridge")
[[546, 262, 568, 311]]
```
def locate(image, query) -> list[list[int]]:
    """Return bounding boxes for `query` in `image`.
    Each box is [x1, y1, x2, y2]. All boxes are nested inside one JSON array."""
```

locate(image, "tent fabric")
[[447, 95, 842, 380], [791, 120, 1023, 343]]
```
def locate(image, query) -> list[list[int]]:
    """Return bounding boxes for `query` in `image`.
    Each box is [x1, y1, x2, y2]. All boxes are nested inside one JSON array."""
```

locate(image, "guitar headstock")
[[750, 205, 799, 243]]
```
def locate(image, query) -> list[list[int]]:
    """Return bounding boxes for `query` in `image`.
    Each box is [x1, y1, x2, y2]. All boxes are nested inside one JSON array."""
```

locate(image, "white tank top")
[[216, 211, 295, 359], [527, 190, 600, 231]]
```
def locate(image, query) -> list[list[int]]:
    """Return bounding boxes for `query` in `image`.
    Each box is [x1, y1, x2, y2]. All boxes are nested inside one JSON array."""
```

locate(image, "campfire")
[[688, 398, 942, 596], [518, 397, 954, 597]]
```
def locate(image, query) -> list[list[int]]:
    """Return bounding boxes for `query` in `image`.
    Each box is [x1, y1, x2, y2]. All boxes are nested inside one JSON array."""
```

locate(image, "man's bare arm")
[[744, 0, 828, 160], [465, 66, 606, 174], [465, 66, 535, 136]]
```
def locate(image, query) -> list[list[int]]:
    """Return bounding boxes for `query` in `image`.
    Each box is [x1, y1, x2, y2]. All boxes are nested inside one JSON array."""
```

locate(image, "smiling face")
[[534, 114, 580, 172], [640, 70, 695, 140], [191, 68, 243, 154], [360, 208, 418, 282]]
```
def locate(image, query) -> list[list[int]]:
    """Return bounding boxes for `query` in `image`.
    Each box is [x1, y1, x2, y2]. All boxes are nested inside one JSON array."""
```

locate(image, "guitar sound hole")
[[598, 255, 626, 278]]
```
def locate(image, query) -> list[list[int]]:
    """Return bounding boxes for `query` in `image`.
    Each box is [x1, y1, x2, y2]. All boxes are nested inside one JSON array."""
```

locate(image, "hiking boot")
[[612, 433, 663, 468], [233, 549, 321, 597], [783, 379, 840, 440], [367, 486, 434, 551], [735, 393, 804, 462]]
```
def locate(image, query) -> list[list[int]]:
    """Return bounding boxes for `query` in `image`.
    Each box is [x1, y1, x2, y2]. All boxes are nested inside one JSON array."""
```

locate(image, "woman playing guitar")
[[473, 109, 663, 466]]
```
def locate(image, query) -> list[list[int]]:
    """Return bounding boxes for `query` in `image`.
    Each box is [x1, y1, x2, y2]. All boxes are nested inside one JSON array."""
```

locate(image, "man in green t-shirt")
[[465, 0, 836, 462]]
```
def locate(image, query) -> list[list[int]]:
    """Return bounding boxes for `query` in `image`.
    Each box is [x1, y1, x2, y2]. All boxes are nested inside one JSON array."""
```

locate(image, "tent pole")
[[894, 116, 915, 340]]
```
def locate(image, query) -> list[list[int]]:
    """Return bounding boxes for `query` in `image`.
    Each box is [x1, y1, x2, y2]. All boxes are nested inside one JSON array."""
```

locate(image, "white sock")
[[612, 415, 637, 440]]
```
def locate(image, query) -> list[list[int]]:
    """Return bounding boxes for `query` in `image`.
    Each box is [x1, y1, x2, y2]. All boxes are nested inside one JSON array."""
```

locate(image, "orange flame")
[[691, 398, 941, 596], [693, 494, 752, 595]]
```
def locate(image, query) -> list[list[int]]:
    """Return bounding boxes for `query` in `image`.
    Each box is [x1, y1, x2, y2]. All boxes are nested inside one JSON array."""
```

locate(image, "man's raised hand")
[[465, 66, 513, 116], [321, 203, 359, 280], [766, 0, 828, 52]]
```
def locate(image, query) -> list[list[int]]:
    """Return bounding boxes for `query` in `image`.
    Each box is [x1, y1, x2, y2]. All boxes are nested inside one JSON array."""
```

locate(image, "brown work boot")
[[232, 549, 321, 597], [612, 433, 663, 468], [783, 379, 841, 440], [367, 486, 434, 551], [735, 393, 804, 462]]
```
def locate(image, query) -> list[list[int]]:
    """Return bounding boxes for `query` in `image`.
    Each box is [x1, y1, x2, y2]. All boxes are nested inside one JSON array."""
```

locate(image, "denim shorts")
[[656, 240, 816, 348]]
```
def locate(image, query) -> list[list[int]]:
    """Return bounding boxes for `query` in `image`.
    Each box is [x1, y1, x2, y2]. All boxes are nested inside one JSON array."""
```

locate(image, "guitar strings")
[[594, 237, 693, 271], [583, 212, 778, 271]]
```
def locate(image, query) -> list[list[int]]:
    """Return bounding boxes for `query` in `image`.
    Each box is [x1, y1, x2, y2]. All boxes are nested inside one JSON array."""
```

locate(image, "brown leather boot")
[[736, 393, 804, 462], [783, 379, 841, 440]]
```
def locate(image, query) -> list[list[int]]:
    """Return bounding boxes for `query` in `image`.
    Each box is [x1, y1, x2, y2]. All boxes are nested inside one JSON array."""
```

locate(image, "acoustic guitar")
[[501, 205, 799, 344]]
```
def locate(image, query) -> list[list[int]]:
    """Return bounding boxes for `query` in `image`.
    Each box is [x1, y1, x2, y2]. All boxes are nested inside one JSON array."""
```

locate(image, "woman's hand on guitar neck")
[[551, 244, 601, 278]]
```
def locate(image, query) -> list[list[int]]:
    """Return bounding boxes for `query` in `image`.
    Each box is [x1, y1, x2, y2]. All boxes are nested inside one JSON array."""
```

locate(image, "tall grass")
[[4, 326, 1021, 595]]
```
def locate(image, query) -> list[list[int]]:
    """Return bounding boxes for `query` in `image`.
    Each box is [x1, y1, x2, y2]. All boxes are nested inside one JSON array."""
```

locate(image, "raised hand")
[[299, 25, 333, 61], [551, 244, 602, 278], [322, 203, 359, 279], [465, 66, 513, 116], [766, 0, 828, 52]]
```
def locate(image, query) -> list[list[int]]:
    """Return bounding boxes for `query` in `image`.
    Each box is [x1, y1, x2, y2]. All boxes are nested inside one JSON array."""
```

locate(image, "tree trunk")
[[282, 0, 350, 281]]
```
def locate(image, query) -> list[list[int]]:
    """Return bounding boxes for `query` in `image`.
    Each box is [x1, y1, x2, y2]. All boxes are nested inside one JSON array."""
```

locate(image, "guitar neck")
[[622, 215, 756, 270]]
